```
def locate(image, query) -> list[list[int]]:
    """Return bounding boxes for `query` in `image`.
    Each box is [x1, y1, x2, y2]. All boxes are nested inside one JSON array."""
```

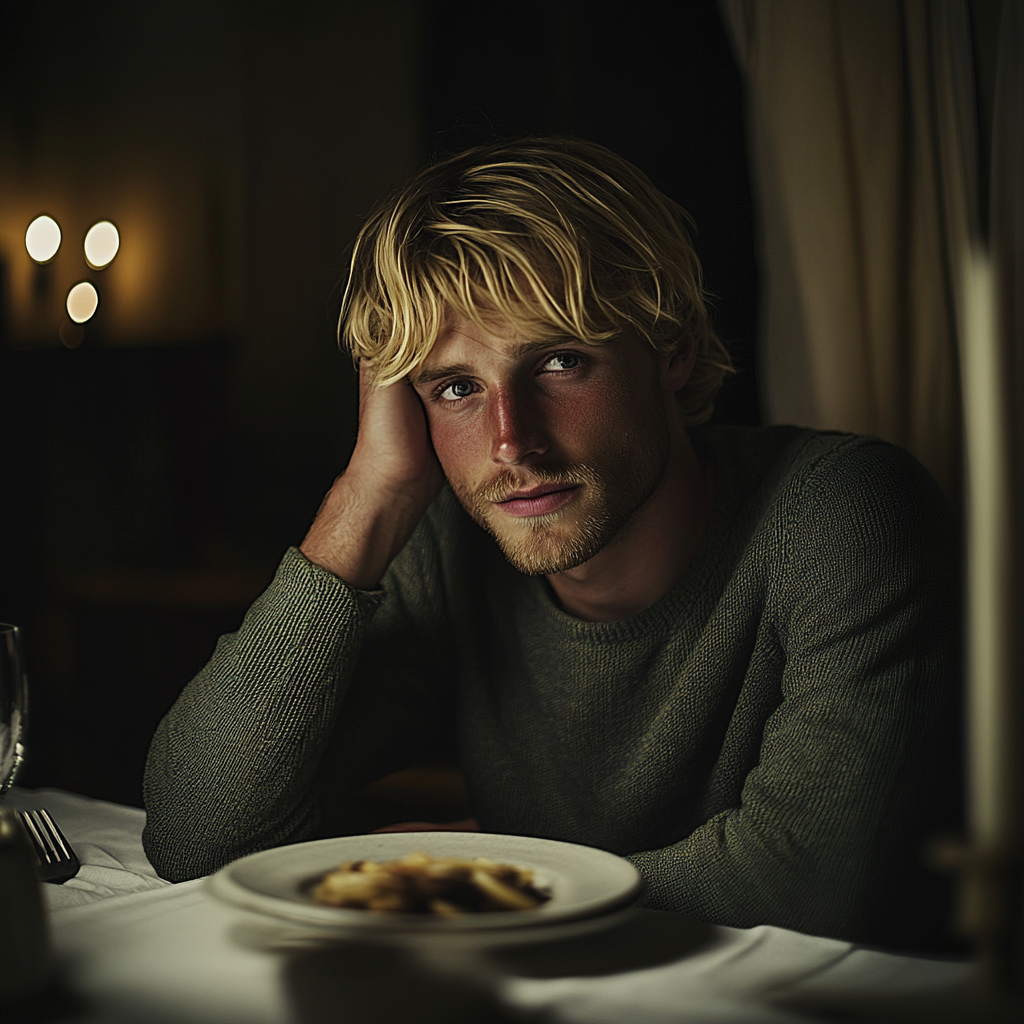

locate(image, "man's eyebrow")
[[412, 363, 473, 387], [412, 338, 576, 387], [509, 337, 575, 357]]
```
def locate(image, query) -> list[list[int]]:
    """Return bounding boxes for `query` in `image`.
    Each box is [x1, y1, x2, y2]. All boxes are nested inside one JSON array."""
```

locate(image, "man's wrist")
[[299, 471, 430, 589]]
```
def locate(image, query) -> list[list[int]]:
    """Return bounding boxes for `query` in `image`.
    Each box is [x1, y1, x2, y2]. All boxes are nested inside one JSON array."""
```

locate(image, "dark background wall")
[[0, 0, 757, 807]]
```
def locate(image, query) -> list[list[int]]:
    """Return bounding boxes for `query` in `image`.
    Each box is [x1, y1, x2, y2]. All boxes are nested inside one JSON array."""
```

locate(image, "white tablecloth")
[[5, 786, 976, 1024], [6, 787, 169, 911]]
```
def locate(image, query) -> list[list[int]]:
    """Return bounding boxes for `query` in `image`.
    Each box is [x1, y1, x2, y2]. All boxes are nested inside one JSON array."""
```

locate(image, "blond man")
[[144, 139, 958, 950]]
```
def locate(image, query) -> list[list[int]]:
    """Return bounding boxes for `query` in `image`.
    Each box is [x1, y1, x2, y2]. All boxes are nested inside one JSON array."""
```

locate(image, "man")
[[143, 138, 959, 949]]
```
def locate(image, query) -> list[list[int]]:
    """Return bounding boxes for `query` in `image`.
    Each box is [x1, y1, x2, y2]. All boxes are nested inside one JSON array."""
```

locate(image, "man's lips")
[[493, 483, 580, 518]]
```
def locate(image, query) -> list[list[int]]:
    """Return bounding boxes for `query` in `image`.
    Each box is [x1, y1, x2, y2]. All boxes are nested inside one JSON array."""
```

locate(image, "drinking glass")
[[0, 623, 27, 800]]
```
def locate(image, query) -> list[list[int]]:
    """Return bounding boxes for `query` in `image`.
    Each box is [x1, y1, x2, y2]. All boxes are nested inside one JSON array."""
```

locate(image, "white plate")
[[207, 831, 643, 935]]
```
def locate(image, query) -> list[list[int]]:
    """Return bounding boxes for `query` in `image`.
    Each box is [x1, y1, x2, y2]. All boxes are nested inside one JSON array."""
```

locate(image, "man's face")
[[411, 316, 675, 575]]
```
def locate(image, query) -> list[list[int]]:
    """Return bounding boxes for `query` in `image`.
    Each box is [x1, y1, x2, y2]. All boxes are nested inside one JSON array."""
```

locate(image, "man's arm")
[[299, 361, 444, 587], [627, 441, 961, 949], [143, 364, 446, 880]]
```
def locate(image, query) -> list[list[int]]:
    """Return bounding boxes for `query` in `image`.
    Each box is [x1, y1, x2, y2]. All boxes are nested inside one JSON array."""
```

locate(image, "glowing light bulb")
[[84, 220, 119, 269], [67, 282, 99, 323], [25, 215, 62, 263]]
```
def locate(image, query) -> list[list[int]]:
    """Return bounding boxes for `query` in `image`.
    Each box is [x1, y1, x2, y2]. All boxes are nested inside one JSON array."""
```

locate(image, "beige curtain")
[[720, 0, 980, 500]]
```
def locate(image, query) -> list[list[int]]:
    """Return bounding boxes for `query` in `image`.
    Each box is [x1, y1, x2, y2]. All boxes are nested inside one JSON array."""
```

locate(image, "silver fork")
[[18, 808, 81, 883]]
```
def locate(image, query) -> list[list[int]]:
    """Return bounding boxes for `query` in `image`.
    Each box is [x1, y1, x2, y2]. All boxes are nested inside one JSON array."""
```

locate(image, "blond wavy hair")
[[340, 137, 733, 424]]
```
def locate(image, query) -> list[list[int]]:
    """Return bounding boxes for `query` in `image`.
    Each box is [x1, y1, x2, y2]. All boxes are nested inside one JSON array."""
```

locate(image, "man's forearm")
[[141, 550, 380, 880]]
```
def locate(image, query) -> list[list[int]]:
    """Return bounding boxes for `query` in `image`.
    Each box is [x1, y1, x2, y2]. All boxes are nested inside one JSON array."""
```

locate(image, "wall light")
[[25, 215, 62, 264], [84, 220, 120, 270], [67, 281, 99, 323]]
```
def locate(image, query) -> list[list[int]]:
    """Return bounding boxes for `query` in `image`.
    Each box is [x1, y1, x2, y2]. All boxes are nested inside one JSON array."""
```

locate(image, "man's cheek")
[[426, 418, 481, 483]]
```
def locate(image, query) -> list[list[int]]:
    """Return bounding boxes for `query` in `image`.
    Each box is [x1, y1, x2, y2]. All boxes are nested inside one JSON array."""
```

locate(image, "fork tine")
[[38, 809, 71, 860], [20, 809, 53, 863], [18, 808, 80, 883]]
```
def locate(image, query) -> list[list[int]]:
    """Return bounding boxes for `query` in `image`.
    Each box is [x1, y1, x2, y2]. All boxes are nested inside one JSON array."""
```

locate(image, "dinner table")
[[1, 785, 1005, 1024]]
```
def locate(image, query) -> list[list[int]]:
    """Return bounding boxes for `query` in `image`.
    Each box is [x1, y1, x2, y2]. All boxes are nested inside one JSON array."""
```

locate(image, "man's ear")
[[659, 332, 698, 393]]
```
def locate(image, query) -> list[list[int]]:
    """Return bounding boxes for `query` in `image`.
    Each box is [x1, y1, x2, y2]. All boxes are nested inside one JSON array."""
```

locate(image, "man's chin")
[[499, 543, 595, 577], [481, 514, 612, 577]]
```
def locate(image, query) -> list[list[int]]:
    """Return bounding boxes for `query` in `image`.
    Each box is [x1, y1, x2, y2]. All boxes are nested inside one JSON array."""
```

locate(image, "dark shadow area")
[[770, 987, 1022, 1024], [284, 942, 540, 1024], [1, 343, 272, 805], [340, 766, 475, 835], [0, 982, 89, 1024], [491, 908, 714, 978], [278, 909, 715, 1023]]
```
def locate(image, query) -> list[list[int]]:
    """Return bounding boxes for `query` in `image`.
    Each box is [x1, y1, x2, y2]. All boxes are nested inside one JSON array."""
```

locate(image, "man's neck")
[[545, 425, 714, 623]]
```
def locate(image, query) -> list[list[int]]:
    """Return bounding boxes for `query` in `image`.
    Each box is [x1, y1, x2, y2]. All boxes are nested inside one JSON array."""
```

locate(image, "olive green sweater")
[[143, 425, 960, 948]]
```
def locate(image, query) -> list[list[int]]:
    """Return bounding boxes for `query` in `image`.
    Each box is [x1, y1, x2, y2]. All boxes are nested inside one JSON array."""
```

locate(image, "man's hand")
[[300, 362, 444, 588]]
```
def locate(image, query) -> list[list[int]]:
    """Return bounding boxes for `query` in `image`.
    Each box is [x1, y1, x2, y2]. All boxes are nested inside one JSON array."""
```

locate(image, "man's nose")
[[489, 383, 549, 464]]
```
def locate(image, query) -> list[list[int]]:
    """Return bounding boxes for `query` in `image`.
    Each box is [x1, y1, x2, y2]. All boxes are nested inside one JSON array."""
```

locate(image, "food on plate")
[[310, 851, 551, 916]]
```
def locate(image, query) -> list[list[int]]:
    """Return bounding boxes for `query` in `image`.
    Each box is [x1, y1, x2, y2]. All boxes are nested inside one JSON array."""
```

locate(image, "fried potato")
[[310, 852, 549, 915]]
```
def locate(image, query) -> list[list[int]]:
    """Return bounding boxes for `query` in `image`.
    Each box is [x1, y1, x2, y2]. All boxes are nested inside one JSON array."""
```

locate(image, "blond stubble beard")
[[450, 421, 671, 577]]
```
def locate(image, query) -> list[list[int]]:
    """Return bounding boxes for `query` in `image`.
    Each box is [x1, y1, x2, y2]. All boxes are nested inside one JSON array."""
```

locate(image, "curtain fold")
[[720, 0, 978, 500]]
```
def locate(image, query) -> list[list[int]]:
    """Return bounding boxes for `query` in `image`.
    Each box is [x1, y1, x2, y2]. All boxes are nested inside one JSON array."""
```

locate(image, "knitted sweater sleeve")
[[142, 514, 451, 882], [627, 440, 959, 945]]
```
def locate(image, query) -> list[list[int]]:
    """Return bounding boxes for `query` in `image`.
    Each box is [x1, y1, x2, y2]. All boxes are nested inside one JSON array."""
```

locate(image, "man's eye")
[[542, 353, 582, 372], [440, 380, 476, 401]]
